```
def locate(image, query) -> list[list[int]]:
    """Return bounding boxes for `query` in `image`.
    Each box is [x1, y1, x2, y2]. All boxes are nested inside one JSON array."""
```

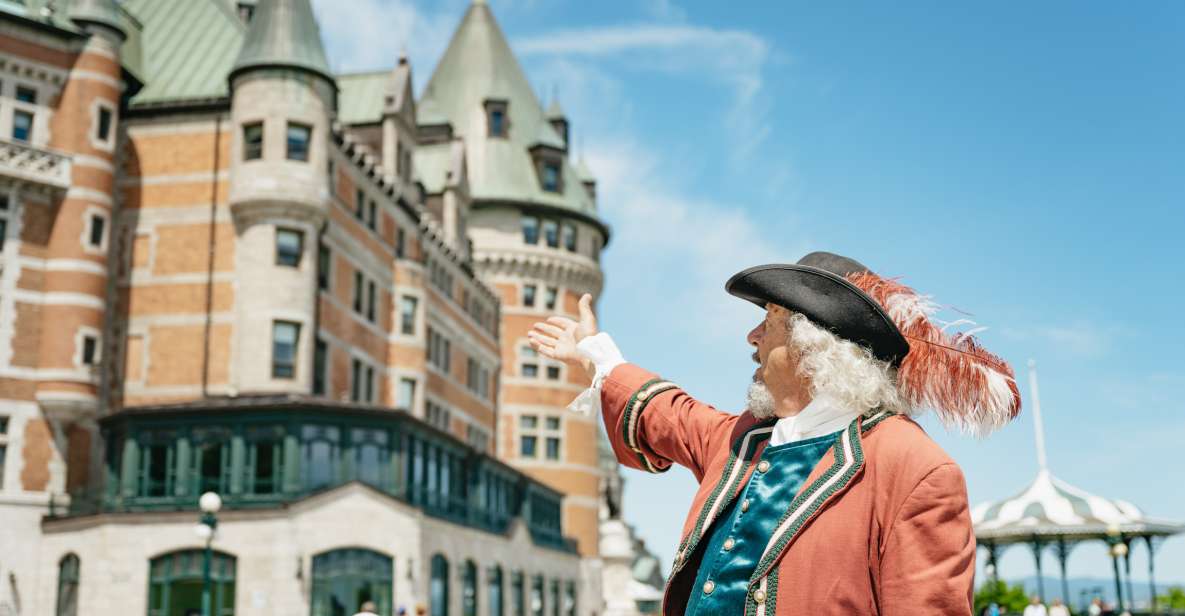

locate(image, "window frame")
[[285, 121, 312, 162], [275, 227, 304, 267], [271, 320, 301, 379], [242, 121, 264, 161]]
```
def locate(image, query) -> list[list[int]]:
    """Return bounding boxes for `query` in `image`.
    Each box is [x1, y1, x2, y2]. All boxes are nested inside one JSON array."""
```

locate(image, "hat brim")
[[725, 264, 910, 366]]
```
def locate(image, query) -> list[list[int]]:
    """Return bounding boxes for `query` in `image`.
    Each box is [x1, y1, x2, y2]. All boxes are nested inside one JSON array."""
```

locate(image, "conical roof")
[[972, 469, 1183, 543], [417, 0, 600, 220], [231, 0, 333, 84], [546, 97, 565, 119]]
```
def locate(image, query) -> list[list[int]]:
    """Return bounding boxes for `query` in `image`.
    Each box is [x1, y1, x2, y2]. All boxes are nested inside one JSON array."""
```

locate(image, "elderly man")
[[528, 252, 1020, 616]]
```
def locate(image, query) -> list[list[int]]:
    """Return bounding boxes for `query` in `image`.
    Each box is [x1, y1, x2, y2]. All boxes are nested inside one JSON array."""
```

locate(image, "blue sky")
[[313, 0, 1185, 590]]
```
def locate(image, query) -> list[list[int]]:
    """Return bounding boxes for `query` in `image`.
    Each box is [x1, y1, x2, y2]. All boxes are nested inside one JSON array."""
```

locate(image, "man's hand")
[[528, 293, 598, 374]]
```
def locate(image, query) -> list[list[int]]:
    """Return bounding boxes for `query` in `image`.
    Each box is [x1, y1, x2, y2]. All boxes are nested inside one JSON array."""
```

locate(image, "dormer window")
[[485, 100, 509, 138], [542, 161, 561, 193]]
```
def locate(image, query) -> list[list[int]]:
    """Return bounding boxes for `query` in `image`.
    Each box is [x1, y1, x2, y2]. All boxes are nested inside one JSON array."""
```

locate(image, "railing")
[[0, 137, 72, 189]]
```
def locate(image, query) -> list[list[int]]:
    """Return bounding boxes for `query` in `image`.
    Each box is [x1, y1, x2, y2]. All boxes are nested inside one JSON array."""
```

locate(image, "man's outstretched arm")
[[528, 295, 736, 482]]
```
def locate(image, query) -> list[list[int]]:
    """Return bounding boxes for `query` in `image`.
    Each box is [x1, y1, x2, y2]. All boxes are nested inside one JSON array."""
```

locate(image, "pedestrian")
[[1049, 598, 1070, 616], [353, 601, 379, 616], [1088, 598, 1103, 616], [530, 252, 1021, 615], [1023, 596, 1048, 616]]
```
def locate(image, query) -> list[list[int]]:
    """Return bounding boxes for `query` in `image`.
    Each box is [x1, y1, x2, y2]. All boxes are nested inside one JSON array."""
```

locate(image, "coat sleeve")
[[600, 363, 738, 482], [878, 462, 976, 616]]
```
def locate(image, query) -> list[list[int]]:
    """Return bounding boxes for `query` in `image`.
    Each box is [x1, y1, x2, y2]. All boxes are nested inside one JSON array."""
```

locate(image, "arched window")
[[462, 560, 478, 616], [310, 548, 392, 616], [563, 581, 576, 616], [55, 553, 79, 616], [511, 571, 525, 616], [148, 549, 236, 616], [530, 575, 544, 616], [430, 554, 450, 616], [549, 579, 560, 616], [487, 566, 503, 616]]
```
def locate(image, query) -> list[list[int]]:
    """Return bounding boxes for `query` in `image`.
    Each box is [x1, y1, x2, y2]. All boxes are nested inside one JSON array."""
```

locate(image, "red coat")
[[601, 364, 976, 615]]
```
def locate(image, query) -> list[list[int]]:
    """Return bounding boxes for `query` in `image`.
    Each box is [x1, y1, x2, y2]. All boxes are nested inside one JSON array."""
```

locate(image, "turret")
[[226, 0, 336, 394], [381, 52, 417, 188]]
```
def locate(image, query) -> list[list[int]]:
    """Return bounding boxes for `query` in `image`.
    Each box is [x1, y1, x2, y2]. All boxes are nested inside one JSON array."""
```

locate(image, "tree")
[[975, 579, 1031, 614], [1158, 586, 1185, 610]]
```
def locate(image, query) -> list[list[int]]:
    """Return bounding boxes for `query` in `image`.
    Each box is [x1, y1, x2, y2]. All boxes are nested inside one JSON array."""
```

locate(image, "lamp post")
[[1106, 524, 1127, 614], [195, 491, 222, 616]]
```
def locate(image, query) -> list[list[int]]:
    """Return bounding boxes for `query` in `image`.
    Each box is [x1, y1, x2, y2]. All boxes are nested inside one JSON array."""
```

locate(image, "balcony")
[[0, 137, 72, 190]]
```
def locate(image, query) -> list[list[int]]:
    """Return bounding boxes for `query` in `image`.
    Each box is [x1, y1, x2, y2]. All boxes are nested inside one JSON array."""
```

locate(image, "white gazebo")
[[972, 362, 1184, 612]]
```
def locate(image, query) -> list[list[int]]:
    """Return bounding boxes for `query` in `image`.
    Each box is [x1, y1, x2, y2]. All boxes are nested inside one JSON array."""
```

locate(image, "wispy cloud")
[[310, 0, 460, 84], [1001, 320, 1117, 358], [516, 23, 775, 163]]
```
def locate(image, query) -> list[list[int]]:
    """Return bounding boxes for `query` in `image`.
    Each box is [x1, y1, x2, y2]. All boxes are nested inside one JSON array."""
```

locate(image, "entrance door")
[[147, 550, 236, 616], [310, 548, 393, 616]]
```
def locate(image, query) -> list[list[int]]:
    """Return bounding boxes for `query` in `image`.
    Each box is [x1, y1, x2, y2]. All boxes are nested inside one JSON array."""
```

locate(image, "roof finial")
[[398, 45, 409, 65], [1028, 359, 1049, 472]]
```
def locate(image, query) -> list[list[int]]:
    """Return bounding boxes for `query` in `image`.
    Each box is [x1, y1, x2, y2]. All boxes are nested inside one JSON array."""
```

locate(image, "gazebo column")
[[987, 543, 1000, 584], [1145, 536, 1159, 613], [1030, 538, 1046, 603], [1053, 538, 1072, 605], [1123, 539, 1135, 613]]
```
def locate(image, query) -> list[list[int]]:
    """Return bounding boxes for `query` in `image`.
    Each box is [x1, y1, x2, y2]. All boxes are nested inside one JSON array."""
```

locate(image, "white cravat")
[[768, 394, 861, 446], [569, 333, 862, 444]]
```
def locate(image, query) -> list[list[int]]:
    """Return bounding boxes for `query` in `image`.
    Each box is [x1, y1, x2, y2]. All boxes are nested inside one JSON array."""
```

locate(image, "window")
[[545, 437, 561, 460], [192, 426, 231, 495], [400, 296, 418, 335], [521, 216, 539, 245], [311, 549, 392, 616], [96, 105, 113, 142], [15, 86, 36, 103], [275, 228, 303, 267], [81, 334, 99, 366], [541, 161, 561, 193], [312, 338, 328, 395], [427, 328, 452, 374], [13, 110, 33, 142], [366, 280, 377, 322], [272, 321, 300, 378], [396, 227, 406, 258], [350, 360, 376, 403], [426, 401, 451, 431], [301, 424, 340, 489], [520, 345, 538, 378], [467, 425, 489, 453], [243, 122, 263, 160], [353, 270, 364, 313], [352, 427, 390, 488], [512, 572, 525, 616], [486, 101, 508, 138], [245, 425, 284, 494], [531, 576, 544, 616], [0, 415, 8, 490], [521, 416, 538, 429], [430, 554, 450, 616], [544, 287, 557, 311], [55, 554, 79, 616], [550, 580, 560, 616], [286, 122, 311, 161], [520, 434, 537, 458], [561, 223, 577, 252], [524, 415, 562, 462], [520, 414, 541, 458], [564, 581, 576, 616], [543, 220, 559, 248], [138, 429, 177, 497], [86, 213, 106, 249], [522, 284, 536, 308], [488, 566, 504, 616], [398, 377, 416, 411], [317, 244, 331, 290], [367, 200, 377, 231], [546, 365, 561, 381], [149, 550, 235, 616], [463, 560, 478, 616], [355, 189, 366, 220]]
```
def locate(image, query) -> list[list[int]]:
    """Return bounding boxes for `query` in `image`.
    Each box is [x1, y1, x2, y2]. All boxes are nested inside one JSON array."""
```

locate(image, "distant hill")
[[997, 575, 1185, 610]]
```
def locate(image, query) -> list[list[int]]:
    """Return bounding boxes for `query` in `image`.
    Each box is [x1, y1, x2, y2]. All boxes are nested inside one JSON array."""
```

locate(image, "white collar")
[[769, 394, 862, 447]]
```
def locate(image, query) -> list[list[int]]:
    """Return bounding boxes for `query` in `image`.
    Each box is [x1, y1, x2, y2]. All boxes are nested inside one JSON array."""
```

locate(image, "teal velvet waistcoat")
[[685, 430, 839, 616]]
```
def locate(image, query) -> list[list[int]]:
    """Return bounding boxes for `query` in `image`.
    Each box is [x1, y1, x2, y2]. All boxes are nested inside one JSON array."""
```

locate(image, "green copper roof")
[[337, 70, 386, 124], [124, 0, 245, 106], [68, 0, 124, 37], [416, 1, 598, 218], [545, 97, 565, 119], [231, 0, 332, 84]]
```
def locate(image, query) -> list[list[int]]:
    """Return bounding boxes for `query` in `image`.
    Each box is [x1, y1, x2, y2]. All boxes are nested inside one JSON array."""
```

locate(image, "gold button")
[[757, 460, 771, 473], [703, 580, 715, 595], [723, 537, 735, 551], [753, 589, 766, 604], [675, 550, 684, 564], [740, 499, 750, 512]]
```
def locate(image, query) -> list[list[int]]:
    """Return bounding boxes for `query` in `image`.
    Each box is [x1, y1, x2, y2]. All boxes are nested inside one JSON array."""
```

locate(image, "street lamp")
[[1106, 524, 1127, 614], [195, 491, 222, 616]]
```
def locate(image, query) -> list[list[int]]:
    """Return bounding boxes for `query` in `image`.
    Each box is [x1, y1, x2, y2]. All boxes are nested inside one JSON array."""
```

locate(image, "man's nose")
[[747, 324, 762, 347]]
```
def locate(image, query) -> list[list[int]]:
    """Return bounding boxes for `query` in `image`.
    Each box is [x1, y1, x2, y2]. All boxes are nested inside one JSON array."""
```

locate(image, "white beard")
[[746, 381, 776, 419]]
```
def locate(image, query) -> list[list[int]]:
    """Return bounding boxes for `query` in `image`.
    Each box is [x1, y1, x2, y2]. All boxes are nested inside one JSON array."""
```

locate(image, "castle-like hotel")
[[0, 0, 662, 614]]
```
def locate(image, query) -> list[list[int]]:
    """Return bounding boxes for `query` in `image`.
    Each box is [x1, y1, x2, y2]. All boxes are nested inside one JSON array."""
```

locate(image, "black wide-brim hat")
[[725, 251, 911, 366]]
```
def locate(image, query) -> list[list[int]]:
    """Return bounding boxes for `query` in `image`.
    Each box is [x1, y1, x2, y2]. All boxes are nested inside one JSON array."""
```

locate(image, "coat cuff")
[[566, 333, 627, 416]]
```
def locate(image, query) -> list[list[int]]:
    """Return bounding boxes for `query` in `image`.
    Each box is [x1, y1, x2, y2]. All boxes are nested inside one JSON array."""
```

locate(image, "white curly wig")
[[747, 312, 910, 419]]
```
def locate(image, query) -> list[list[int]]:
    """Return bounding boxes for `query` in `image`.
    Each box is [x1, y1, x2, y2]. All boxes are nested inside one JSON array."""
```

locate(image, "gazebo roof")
[[973, 468, 1184, 544]]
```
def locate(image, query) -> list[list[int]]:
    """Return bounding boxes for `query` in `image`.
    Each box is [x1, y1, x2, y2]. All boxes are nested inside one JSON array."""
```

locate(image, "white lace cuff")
[[565, 333, 626, 415]]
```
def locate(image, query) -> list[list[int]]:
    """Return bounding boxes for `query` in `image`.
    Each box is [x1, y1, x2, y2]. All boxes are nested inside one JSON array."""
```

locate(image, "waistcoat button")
[[757, 460, 771, 473], [740, 499, 751, 512], [754, 589, 767, 604], [703, 580, 716, 595], [723, 537, 735, 551]]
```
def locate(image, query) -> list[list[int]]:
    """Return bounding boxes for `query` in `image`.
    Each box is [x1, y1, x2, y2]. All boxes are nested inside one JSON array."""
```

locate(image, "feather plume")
[[846, 271, 1021, 436]]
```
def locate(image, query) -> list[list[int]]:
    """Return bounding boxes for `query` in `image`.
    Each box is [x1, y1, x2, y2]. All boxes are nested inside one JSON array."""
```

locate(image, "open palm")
[[527, 293, 598, 367]]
